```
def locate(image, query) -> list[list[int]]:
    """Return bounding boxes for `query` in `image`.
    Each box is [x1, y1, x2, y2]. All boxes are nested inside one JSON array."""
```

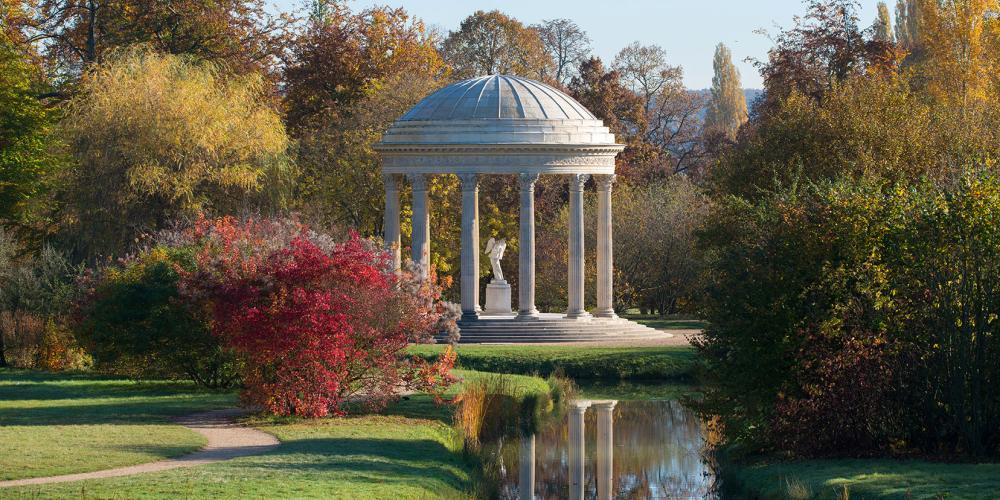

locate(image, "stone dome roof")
[[375, 75, 623, 175], [400, 75, 597, 121]]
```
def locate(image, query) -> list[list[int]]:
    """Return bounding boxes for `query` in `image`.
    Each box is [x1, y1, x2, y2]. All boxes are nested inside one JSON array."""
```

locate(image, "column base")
[[461, 311, 480, 321], [564, 310, 592, 320], [516, 310, 541, 320], [592, 309, 618, 319]]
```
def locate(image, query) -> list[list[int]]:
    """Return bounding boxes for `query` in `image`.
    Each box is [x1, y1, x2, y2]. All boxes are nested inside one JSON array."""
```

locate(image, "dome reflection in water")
[[484, 398, 717, 499]]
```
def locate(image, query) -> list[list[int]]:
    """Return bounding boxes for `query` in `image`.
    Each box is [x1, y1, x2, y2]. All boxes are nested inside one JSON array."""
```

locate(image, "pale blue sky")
[[270, 0, 885, 89]]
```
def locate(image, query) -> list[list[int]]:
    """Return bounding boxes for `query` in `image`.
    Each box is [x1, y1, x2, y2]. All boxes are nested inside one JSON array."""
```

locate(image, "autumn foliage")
[[173, 217, 457, 417]]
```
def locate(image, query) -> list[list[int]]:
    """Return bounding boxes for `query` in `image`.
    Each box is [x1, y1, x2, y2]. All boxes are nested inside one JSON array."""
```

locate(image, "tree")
[[915, 0, 996, 105], [613, 42, 680, 110], [531, 18, 590, 85], [22, 0, 293, 80], [177, 217, 458, 417], [1, 1, 34, 47], [613, 42, 705, 178], [608, 178, 709, 315], [895, 0, 921, 50], [58, 48, 290, 260], [0, 34, 57, 226], [756, 0, 897, 108], [704, 43, 748, 140], [284, 5, 446, 241], [0, 230, 80, 369], [441, 10, 550, 78], [875, 1, 895, 41], [76, 246, 239, 387], [568, 57, 645, 140]]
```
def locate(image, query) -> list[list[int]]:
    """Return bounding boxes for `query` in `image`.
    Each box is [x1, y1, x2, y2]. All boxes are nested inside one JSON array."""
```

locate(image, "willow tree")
[[705, 43, 748, 140], [59, 48, 290, 260]]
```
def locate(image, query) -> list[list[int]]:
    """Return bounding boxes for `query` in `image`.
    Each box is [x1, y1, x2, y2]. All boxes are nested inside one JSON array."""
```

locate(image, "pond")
[[483, 383, 718, 499]]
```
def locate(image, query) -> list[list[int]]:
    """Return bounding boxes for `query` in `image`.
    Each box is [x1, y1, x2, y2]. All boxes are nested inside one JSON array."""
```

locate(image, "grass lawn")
[[0, 369, 236, 481], [731, 458, 1000, 499], [409, 344, 698, 380], [626, 314, 708, 331], [2, 368, 547, 499]]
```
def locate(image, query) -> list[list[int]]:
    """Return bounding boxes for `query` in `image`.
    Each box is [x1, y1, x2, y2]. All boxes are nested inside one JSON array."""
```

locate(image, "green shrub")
[[75, 247, 239, 388], [699, 170, 1000, 457], [0, 234, 82, 369]]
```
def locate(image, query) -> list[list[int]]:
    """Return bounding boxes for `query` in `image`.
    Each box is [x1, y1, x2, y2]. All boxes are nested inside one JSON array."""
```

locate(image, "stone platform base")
[[437, 313, 672, 344]]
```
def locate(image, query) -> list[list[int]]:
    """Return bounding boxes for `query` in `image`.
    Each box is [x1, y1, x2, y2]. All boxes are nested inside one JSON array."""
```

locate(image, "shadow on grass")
[[252, 437, 468, 490], [0, 369, 229, 401], [1, 396, 237, 426]]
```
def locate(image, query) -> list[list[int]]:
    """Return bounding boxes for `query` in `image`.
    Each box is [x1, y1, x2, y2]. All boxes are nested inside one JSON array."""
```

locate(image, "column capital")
[[594, 174, 616, 192], [458, 173, 479, 191], [569, 400, 593, 414], [591, 400, 618, 413], [518, 172, 540, 190], [568, 173, 590, 192], [384, 173, 399, 191], [407, 173, 429, 191]]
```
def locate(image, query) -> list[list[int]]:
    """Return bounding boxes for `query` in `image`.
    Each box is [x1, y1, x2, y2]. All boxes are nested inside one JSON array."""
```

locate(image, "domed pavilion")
[[375, 75, 668, 342]]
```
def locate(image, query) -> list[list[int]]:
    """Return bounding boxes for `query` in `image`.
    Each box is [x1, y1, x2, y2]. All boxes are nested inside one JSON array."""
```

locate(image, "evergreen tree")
[[705, 43, 748, 140], [875, 2, 894, 42]]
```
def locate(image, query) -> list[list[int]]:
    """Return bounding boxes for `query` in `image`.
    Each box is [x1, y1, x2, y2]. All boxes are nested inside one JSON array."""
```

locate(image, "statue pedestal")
[[484, 280, 514, 316]]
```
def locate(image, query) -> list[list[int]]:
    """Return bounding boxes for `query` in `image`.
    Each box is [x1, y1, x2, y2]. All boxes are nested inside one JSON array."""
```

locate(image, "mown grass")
[[408, 344, 698, 380], [730, 458, 1000, 499], [0, 369, 236, 480], [2, 368, 548, 499], [627, 314, 708, 331]]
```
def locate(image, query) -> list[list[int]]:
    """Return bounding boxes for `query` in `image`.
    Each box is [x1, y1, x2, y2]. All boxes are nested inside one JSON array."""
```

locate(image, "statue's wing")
[[485, 237, 495, 253]]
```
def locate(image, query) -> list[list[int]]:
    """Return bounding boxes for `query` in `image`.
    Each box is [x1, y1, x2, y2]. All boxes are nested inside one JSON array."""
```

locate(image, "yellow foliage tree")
[[916, 0, 998, 105], [59, 48, 290, 260]]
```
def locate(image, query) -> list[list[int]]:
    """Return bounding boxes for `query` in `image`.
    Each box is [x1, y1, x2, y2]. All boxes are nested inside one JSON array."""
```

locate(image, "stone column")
[[593, 400, 617, 500], [473, 181, 481, 313], [408, 173, 430, 278], [517, 173, 540, 319], [518, 434, 535, 500], [594, 174, 617, 318], [459, 173, 480, 320], [383, 173, 401, 272], [566, 174, 590, 319], [568, 400, 592, 500]]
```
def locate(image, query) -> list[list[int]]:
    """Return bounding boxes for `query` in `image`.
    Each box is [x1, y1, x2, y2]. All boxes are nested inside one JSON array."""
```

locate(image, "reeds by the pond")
[[455, 373, 577, 499], [454, 373, 576, 449]]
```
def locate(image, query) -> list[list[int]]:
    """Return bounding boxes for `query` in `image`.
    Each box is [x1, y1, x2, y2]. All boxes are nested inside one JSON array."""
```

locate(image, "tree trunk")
[[0, 331, 7, 367]]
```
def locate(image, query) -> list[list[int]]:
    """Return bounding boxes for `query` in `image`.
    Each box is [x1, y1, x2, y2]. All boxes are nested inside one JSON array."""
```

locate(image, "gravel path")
[[0, 408, 279, 488]]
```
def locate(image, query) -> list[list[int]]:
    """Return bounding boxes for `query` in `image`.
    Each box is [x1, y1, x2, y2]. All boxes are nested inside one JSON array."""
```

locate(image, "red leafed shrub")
[[178, 216, 458, 417], [770, 330, 916, 456]]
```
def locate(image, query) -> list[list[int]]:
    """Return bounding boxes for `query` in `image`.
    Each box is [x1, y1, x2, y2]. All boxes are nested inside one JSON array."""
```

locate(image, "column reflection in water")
[[593, 401, 617, 500], [518, 434, 535, 500], [568, 400, 591, 500]]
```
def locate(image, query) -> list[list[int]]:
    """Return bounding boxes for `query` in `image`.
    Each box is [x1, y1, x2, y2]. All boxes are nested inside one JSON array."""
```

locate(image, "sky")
[[271, 0, 886, 89]]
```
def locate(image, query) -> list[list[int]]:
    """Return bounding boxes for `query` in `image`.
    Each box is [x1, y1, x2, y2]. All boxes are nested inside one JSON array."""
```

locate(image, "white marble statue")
[[485, 237, 507, 282]]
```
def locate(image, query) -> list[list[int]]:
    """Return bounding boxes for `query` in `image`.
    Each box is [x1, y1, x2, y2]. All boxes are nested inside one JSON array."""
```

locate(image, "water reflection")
[[491, 398, 716, 499]]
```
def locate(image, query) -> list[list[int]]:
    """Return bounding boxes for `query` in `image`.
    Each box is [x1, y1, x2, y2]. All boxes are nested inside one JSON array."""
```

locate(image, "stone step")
[[439, 316, 673, 344], [437, 336, 670, 343]]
